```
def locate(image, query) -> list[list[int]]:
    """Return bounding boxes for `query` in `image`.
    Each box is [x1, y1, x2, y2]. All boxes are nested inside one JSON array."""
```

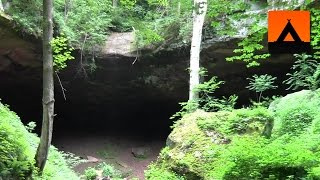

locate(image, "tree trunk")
[[189, 0, 207, 101], [35, 0, 54, 172], [113, 0, 118, 7], [0, 0, 4, 11], [177, 1, 181, 16]]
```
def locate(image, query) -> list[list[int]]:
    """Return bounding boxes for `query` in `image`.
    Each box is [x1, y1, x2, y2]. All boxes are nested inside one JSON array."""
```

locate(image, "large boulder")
[[146, 90, 320, 179], [269, 89, 320, 136]]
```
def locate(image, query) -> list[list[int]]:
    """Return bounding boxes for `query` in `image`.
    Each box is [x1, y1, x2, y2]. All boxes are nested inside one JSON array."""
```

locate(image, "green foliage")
[[147, 0, 169, 7], [38, 146, 79, 180], [145, 164, 185, 180], [148, 91, 320, 179], [84, 167, 97, 180], [61, 151, 84, 168], [85, 163, 123, 179], [97, 145, 117, 159], [212, 134, 320, 179], [283, 53, 320, 91], [0, 102, 79, 180], [226, 26, 270, 67], [135, 27, 164, 48], [171, 76, 237, 120], [133, 0, 193, 49], [311, 8, 320, 60], [226, 2, 319, 67], [209, 1, 270, 67], [8, 0, 42, 36], [120, 0, 137, 10], [109, 8, 136, 32], [8, 0, 113, 58], [51, 35, 75, 72], [170, 100, 198, 120], [196, 106, 273, 137], [61, 0, 113, 51], [99, 163, 123, 178], [102, 164, 116, 177], [0, 104, 33, 180], [270, 89, 320, 136], [7, 0, 319, 63], [247, 74, 277, 102], [195, 77, 237, 112], [207, 0, 248, 37]]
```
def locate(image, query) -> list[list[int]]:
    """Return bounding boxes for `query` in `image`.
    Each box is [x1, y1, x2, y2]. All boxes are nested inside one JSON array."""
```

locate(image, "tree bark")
[[35, 0, 54, 172], [113, 0, 118, 7], [189, 0, 207, 101], [177, 1, 181, 16], [0, 0, 4, 11]]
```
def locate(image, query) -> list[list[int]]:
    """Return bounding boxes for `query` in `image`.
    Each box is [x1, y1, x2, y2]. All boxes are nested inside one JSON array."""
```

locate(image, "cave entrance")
[[0, 55, 185, 137], [0, 56, 184, 178]]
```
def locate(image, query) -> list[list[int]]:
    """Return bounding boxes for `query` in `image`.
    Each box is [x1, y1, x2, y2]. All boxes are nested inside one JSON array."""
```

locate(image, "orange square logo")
[[268, 11, 311, 54]]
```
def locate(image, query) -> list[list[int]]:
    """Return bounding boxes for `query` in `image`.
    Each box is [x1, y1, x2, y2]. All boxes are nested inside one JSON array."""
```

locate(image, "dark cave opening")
[[0, 52, 294, 142], [0, 57, 185, 141], [0, 84, 180, 140]]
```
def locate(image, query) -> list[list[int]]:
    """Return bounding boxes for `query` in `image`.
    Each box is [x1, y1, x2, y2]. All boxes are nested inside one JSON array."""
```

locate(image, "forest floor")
[[53, 132, 165, 180]]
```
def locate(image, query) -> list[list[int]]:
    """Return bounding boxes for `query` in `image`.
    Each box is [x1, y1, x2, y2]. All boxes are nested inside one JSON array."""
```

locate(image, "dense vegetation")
[[1, 0, 320, 179], [0, 102, 79, 179], [6, 0, 317, 66], [146, 90, 320, 179]]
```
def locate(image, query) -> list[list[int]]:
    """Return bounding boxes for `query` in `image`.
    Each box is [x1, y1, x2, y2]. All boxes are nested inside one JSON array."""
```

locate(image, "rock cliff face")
[[0, 14, 41, 71], [0, 0, 311, 135]]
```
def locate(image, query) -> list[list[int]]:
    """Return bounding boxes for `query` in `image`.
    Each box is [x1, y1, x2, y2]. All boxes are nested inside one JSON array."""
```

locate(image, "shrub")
[[247, 74, 277, 103], [84, 167, 97, 180], [171, 76, 237, 120], [145, 164, 185, 180], [148, 91, 320, 179], [100, 163, 117, 177], [270, 90, 320, 136], [0, 103, 33, 179], [212, 134, 320, 179], [284, 53, 320, 91], [0, 102, 79, 180]]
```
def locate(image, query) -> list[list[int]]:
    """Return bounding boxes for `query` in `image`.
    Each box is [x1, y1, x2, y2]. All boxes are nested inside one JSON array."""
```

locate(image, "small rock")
[[166, 135, 176, 148], [131, 147, 151, 158], [87, 155, 100, 163]]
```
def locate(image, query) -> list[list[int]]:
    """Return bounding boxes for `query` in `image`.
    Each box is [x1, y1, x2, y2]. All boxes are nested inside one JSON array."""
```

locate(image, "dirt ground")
[[53, 132, 165, 180]]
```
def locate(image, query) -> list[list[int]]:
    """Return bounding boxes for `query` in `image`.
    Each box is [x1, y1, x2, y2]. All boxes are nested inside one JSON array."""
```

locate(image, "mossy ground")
[[0, 102, 79, 180]]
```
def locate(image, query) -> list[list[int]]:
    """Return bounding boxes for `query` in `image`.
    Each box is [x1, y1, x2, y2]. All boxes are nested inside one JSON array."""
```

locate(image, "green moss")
[[145, 164, 185, 180], [147, 91, 320, 179], [0, 103, 33, 179], [196, 106, 273, 137], [270, 90, 320, 136], [0, 102, 79, 179]]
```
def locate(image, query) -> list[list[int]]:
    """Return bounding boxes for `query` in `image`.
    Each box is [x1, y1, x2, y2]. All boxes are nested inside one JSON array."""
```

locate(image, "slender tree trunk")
[[0, 0, 4, 11], [189, 0, 207, 101], [113, 0, 118, 7], [35, 0, 54, 172], [177, 1, 181, 16]]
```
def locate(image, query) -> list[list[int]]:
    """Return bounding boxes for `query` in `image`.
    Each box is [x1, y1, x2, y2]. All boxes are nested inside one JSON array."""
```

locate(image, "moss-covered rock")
[[269, 89, 320, 136], [146, 90, 320, 180], [0, 102, 79, 180]]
